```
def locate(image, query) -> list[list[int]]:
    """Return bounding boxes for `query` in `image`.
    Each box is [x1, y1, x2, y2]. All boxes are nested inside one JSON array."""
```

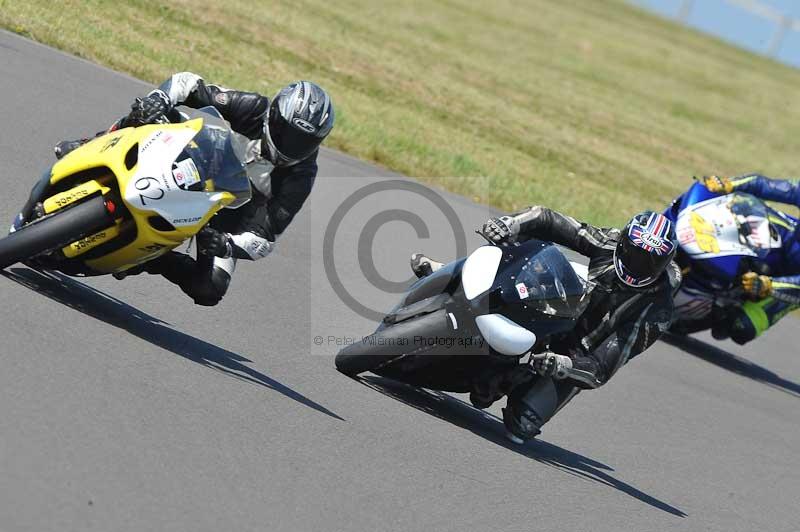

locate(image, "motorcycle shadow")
[[358, 374, 687, 518], [2, 266, 344, 421], [661, 332, 800, 398]]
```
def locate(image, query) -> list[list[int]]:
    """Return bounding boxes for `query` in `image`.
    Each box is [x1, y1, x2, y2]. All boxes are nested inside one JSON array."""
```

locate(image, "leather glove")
[[532, 352, 573, 380], [700, 175, 733, 194], [124, 89, 171, 126], [480, 215, 518, 244], [197, 226, 232, 258], [741, 272, 772, 300]]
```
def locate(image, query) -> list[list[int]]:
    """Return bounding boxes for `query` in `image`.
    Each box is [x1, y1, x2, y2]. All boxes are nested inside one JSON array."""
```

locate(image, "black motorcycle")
[[335, 238, 590, 442]]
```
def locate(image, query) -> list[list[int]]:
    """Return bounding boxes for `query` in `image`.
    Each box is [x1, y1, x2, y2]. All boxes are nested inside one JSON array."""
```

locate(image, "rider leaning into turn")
[[698, 174, 800, 343], [17, 72, 335, 306], [411, 207, 680, 442]]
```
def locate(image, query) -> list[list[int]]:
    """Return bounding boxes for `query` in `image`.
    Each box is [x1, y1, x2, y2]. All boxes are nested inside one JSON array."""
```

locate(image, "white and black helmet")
[[263, 81, 334, 166]]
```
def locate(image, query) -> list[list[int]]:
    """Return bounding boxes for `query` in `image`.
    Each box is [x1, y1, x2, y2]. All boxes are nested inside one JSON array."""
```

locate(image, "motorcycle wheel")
[[335, 309, 450, 376], [0, 196, 113, 270]]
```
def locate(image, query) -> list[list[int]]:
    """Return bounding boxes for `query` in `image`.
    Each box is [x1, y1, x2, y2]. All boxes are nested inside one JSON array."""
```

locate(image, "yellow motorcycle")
[[0, 107, 250, 275]]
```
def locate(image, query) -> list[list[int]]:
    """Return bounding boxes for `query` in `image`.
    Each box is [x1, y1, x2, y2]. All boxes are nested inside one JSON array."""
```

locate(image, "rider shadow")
[[661, 333, 800, 398], [358, 375, 687, 518], [2, 266, 344, 421]]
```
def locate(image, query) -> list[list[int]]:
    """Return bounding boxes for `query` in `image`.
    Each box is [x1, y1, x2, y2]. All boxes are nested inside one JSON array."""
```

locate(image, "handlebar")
[[474, 229, 511, 247], [475, 229, 496, 246]]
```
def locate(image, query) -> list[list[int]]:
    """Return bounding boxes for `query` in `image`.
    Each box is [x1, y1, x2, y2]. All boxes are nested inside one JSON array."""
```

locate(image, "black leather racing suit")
[[503, 206, 679, 438], [140, 72, 318, 305]]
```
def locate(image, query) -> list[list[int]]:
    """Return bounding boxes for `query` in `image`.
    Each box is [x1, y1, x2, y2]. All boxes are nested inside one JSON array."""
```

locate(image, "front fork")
[[15, 169, 52, 228]]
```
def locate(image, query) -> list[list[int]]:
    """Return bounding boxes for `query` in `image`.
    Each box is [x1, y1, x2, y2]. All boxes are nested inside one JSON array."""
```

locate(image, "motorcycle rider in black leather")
[[51, 72, 334, 306], [412, 206, 680, 442]]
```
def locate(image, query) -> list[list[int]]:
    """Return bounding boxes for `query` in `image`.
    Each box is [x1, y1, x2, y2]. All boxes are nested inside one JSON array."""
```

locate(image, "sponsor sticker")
[[172, 158, 201, 188], [515, 282, 529, 299], [172, 216, 202, 225], [640, 231, 663, 248], [293, 118, 317, 133], [141, 130, 164, 153]]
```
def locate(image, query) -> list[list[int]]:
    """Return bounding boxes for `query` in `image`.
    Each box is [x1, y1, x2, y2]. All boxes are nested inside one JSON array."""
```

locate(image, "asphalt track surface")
[[1, 30, 799, 532]]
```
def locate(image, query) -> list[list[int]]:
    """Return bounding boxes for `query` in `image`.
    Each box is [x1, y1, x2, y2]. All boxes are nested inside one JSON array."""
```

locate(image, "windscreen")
[[179, 107, 251, 209], [729, 194, 772, 258], [501, 244, 589, 318]]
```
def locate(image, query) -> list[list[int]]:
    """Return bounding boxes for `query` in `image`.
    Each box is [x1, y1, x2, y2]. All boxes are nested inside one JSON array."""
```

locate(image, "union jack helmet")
[[614, 211, 676, 288]]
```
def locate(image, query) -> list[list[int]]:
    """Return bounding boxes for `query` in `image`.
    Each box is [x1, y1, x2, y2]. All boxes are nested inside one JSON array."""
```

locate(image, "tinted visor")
[[615, 237, 672, 287], [267, 101, 322, 161]]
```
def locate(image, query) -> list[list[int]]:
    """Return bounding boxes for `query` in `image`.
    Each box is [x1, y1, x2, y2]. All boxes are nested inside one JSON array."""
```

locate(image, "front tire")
[[0, 196, 113, 270], [335, 309, 451, 376]]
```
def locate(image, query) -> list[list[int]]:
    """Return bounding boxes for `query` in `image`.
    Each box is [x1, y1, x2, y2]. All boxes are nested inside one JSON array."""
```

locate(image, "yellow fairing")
[[49, 120, 235, 274], [44, 180, 111, 214], [63, 223, 122, 258]]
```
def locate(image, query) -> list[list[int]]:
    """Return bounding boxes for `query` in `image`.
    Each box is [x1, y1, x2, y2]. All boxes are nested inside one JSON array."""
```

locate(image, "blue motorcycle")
[[663, 181, 784, 333]]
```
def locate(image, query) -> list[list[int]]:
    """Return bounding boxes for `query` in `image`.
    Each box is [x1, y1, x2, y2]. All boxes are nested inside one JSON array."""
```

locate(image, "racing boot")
[[54, 138, 90, 159], [410, 253, 444, 279]]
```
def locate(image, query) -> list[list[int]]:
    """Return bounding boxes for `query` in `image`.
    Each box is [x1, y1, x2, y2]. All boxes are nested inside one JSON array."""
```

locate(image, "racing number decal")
[[689, 212, 720, 253], [135, 176, 165, 206]]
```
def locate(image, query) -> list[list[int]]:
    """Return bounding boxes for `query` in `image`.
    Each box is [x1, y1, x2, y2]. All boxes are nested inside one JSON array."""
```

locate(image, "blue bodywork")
[[663, 182, 742, 285]]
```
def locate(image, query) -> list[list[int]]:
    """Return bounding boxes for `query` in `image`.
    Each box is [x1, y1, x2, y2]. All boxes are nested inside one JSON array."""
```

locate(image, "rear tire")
[[335, 309, 451, 376], [0, 196, 112, 270]]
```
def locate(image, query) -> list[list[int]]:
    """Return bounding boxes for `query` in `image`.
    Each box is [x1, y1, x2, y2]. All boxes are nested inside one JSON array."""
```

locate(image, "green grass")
[[3, 0, 800, 225]]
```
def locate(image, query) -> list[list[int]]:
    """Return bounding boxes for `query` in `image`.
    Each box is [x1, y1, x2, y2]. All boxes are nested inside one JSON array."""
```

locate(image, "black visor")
[[615, 237, 672, 286], [267, 101, 322, 161]]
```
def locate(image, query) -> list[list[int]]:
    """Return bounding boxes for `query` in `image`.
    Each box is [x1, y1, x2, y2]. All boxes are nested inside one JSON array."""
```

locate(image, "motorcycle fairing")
[[676, 195, 756, 260], [43, 120, 240, 273], [462, 245, 503, 300], [465, 241, 588, 355], [673, 188, 780, 281], [122, 126, 233, 228], [475, 313, 536, 355], [402, 258, 466, 308]]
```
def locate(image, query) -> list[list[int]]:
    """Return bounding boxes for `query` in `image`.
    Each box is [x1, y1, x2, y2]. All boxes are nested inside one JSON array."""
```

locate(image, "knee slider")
[[729, 302, 769, 345], [503, 377, 559, 442], [729, 312, 757, 345], [502, 403, 543, 442], [210, 266, 231, 294], [184, 267, 231, 306]]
